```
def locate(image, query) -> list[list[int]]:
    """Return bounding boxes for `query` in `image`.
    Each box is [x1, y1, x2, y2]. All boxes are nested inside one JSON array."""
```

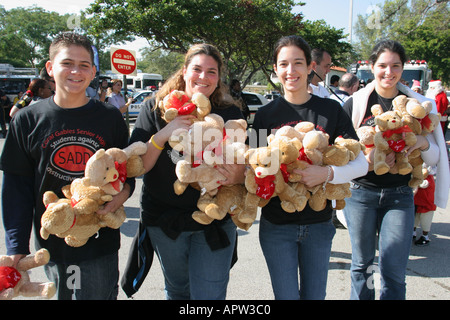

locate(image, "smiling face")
[[371, 50, 403, 97], [274, 45, 311, 100], [46, 44, 96, 106], [183, 54, 219, 99]]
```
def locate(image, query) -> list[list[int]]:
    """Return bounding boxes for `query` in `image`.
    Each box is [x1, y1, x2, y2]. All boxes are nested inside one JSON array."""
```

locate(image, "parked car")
[[128, 90, 155, 117], [241, 91, 270, 125], [264, 93, 281, 101]]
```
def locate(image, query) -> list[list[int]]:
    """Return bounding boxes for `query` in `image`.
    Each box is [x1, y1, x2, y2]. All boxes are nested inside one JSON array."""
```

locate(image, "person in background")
[[0, 90, 10, 138], [330, 73, 360, 106], [230, 79, 250, 121], [426, 80, 449, 135], [411, 79, 422, 94], [107, 79, 133, 114], [9, 79, 53, 117], [413, 166, 436, 246], [309, 48, 332, 98], [329, 75, 340, 91], [40, 67, 56, 93]]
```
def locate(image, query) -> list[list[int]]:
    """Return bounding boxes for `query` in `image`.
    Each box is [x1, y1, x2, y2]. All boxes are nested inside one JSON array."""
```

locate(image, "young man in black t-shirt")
[[0, 32, 130, 300]]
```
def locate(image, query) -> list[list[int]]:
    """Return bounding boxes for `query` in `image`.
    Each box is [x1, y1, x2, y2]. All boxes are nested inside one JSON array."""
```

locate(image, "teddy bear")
[[294, 122, 330, 166], [160, 90, 211, 123], [356, 126, 376, 156], [391, 95, 440, 187], [266, 128, 310, 212], [371, 104, 417, 176], [170, 114, 230, 197], [243, 145, 306, 222], [310, 143, 353, 211], [0, 248, 56, 300], [169, 113, 253, 226], [40, 142, 148, 247]]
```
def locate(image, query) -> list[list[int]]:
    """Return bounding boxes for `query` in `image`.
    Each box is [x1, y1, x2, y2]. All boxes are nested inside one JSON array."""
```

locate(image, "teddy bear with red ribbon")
[[40, 142, 147, 247], [0, 249, 55, 300], [160, 90, 211, 123], [371, 104, 417, 176]]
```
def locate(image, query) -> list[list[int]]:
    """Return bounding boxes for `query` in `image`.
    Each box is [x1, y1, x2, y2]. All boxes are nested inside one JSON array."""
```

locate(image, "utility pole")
[[348, 0, 353, 43]]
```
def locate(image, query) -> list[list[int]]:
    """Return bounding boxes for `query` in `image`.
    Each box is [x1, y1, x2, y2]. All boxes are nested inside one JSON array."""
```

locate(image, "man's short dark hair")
[[49, 32, 94, 64]]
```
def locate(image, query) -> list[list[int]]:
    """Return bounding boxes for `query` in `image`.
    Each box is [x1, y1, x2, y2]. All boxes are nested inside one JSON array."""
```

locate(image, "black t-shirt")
[[343, 90, 411, 188], [252, 95, 357, 225], [128, 98, 244, 250], [0, 97, 129, 263]]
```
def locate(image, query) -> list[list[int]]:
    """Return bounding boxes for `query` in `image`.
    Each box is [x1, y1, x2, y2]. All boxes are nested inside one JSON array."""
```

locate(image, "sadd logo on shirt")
[[51, 142, 95, 175]]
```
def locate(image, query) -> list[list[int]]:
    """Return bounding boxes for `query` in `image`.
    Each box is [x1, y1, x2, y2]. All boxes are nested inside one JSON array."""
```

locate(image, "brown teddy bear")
[[160, 90, 211, 123], [0, 249, 56, 300], [267, 130, 309, 212], [243, 145, 305, 222], [319, 144, 353, 210], [170, 114, 227, 196], [356, 126, 376, 156], [294, 122, 330, 165], [371, 104, 417, 175], [40, 142, 148, 247], [169, 113, 252, 227], [391, 95, 441, 187]]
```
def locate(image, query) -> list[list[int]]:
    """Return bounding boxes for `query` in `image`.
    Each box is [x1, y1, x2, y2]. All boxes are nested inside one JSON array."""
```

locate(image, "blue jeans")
[[44, 252, 119, 300], [147, 219, 237, 300], [343, 182, 414, 300], [259, 216, 336, 300]]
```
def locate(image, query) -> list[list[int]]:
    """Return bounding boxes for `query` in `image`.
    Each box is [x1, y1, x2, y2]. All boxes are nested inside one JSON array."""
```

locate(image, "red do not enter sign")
[[111, 48, 136, 75]]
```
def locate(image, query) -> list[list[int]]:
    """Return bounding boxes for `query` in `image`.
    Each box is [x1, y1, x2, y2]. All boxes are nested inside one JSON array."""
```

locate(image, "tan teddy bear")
[[172, 115, 252, 227], [267, 131, 309, 213], [243, 145, 306, 222], [40, 142, 148, 247], [170, 114, 229, 197], [0, 249, 56, 300], [371, 104, 417, 175], [356, 126, 376, 156], [319, 144, 353, 210], [294, 122, 330, 166], [160, 90, 211, 123], [392, 95, 441, 187]]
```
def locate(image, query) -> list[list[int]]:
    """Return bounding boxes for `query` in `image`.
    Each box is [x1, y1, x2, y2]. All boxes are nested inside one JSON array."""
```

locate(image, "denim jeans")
[[147, 219, 237, 300], [343, 182, 414, 300], [44, 252, 119, 300], [259, 215, 336, 300]]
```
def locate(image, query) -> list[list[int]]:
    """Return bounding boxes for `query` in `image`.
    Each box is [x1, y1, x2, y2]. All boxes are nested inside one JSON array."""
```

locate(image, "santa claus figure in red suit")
[[426, 80, 449, 135]]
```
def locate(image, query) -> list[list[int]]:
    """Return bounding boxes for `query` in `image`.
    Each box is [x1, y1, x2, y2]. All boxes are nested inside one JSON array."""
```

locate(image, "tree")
[[0, 6, 69, 68], [86, 0, 306, 88], [354, 0, 449, 85]]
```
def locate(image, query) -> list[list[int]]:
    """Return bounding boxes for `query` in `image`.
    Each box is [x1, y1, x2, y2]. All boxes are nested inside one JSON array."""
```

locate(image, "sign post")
[[110, 47, 137, 133]]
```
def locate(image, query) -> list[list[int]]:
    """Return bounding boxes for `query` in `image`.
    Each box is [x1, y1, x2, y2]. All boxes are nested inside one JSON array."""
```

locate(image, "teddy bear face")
[[373, 110, 404, 131], [246, 147, 281, 177], [269, 136, 302, 164], [169, 114, 225, 163], [84, 149, 119, 187], [162, 90, 211, 122], [356, 126, 376, 149]]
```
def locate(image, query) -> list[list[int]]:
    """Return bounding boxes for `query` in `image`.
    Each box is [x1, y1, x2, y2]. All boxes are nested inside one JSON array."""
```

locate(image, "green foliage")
[[0, 6, 69, 67], [354, 0, 449, 85]]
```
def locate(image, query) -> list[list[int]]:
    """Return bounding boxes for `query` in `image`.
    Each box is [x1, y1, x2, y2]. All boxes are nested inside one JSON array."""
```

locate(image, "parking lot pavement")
[[0, 136, 449, 301]]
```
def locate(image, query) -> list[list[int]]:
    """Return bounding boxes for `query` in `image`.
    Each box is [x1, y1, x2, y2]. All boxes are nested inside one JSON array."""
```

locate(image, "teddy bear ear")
[[371, 104, 384, 116], [94, 149, 106, 159], [422, 100, 432, 114], [244, 148, 255, 164]]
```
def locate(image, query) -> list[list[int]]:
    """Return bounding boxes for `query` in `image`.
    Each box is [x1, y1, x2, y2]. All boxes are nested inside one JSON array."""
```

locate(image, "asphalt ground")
[[0, 125, 449, 307]]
